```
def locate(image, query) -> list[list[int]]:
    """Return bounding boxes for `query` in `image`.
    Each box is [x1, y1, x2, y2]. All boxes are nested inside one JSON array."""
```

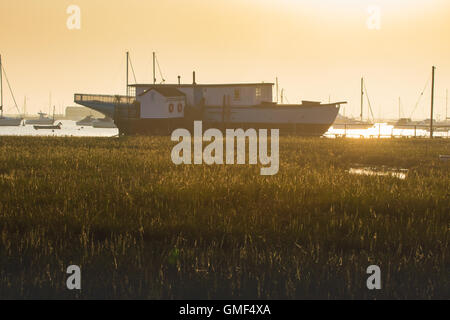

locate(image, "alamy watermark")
[[66, 265, 81, 290], [66, 5, 81, 30], [367, 5, 381, 30], [65, 5, 380, 31], [366, 265, 382, 290], [171, 121, 279, 176]]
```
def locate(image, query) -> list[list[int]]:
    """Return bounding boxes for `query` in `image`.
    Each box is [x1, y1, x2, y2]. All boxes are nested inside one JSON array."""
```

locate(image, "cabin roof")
[[130, 83, 274, 88], [138, 87, 186, 97]]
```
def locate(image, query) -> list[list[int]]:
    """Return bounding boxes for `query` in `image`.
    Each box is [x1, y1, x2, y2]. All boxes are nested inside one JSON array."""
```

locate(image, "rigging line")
[[155, 55, 165, 84], [128, 56, 137, 83], [1, 64, 21, 116], [409, 75, 431, 119], [363, 82, 375, 122], [281, 89, 289, 103]]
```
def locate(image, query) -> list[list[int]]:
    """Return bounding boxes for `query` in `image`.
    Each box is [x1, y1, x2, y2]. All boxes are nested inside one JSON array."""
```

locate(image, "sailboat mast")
[[153, 52, 156, 85], [430, 66, 435, 138], [276, 77, 279, 104], [360, 78, 364, 121], [126, 51, 129, 97], [0, 54, 3, 117], [446, 89, 448, 120]]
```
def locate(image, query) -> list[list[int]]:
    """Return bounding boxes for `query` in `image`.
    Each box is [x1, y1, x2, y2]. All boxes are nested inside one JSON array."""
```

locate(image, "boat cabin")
[[137, 87, 186, 119], [131, 82, 273, 108]]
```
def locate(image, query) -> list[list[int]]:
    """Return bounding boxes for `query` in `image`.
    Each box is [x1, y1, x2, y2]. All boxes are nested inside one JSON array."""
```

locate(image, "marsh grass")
[[0, 136, 448, 299]]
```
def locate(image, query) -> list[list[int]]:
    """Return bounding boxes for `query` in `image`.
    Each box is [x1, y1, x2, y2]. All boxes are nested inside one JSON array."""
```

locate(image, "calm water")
[[327, 123, 450, 138], [0, 120, 118, 137], [348, 167, 408, 180], [0, 121, 448, 138]]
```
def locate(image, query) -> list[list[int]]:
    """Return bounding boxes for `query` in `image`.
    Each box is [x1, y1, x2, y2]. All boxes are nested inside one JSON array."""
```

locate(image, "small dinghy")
[[33, 122, 62, 130]]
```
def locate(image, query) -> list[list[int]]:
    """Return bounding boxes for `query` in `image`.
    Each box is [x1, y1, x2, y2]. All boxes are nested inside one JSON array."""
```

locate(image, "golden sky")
[[1, 0, 450, 119]]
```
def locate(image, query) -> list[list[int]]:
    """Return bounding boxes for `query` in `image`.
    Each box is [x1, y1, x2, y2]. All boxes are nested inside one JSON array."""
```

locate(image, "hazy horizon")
[[1, 0, 450, 120]]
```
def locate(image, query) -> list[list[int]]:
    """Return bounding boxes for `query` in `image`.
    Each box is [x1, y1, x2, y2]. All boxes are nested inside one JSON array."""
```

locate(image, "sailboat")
[[0, 55, 23, 126], [333, 78, 373, 129]]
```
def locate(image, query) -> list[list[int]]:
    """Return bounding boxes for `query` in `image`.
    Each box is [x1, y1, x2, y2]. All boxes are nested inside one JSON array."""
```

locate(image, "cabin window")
[[255, 87, 261, 98], [233, 89, 241, 101]]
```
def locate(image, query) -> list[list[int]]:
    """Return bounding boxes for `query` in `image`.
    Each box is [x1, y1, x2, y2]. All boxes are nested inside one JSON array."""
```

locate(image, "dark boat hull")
[[115, 118, 332, 136], [33, 124, 61, 130]]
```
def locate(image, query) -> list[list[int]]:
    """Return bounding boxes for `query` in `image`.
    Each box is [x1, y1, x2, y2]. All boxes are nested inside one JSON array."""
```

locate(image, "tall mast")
[[276, 77, 279, 103], [0, 54, 3, 117], [360, 78, 364, 121], [430, 66, 435, 138], [126, 51, 129, 97], [398, 97, 401, 119], [153, 52, 156, 84], [446, 89, 448, 120]]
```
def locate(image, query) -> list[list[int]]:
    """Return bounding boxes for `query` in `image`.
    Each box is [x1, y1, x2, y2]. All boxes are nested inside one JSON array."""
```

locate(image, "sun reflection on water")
[[327, 123, 450, 139]]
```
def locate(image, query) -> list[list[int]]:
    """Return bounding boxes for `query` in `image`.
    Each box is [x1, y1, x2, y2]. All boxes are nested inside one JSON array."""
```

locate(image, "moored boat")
[[75, 88, 344, 136], [76, 115, 94, 126], [332, 118, 374, 129], [0, 116, 22, 126], [332, 77, 373, 130], [75, 81, 345, 136], [33, 122, 62, 130], [25, 112, 54, 125], [92, 117, 116, 128], [0, 55, 23, 126], [73, 54, 346, 136]]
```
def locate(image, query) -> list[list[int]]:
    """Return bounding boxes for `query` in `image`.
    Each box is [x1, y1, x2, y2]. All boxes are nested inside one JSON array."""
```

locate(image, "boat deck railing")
[[74, 94, 135, 105]]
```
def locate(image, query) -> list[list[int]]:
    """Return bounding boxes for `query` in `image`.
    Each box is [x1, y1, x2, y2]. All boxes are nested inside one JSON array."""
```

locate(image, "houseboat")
[[75, 72, 345, 136]]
